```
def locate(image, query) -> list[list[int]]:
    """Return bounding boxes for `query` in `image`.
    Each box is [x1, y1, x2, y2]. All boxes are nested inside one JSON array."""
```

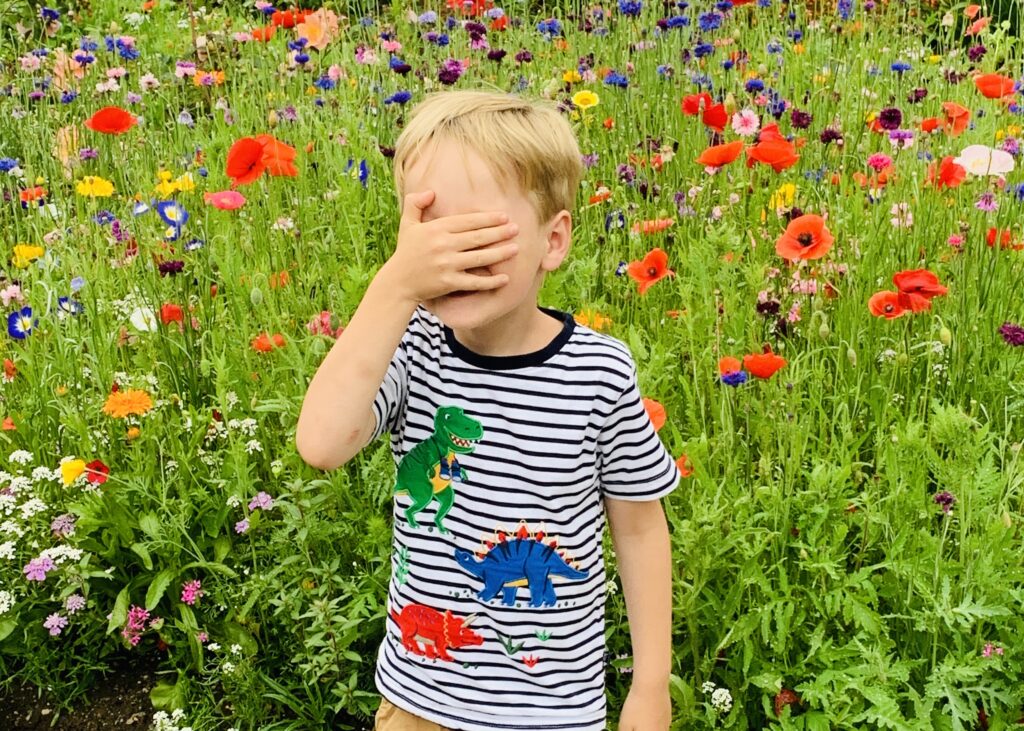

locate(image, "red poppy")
[[965, 4, 981, 18], [921, 117, 942, 134], [204, 190, 246, 210], [718, 356, 742, 375], [681, 92, 727, 132], [19, 186, 47, 205], [966, 16, 991, 35], [676, 454, 693, 478], [2, 416, 14, 431], [941, 102, 970, 135], [255, 134, 299, 177], [251, 332, 287, 352], [603, 117, 615, 130], [775, 214, 834, 261], [252, 25, 277, 42], [927, 156, 967, 189], [642, 398, 667, 431], [627, 248, 675, 294], [974, 73, 1015, 99], [270, 8, 312, 28], [3, 358, 15, 380], [588, 186, 611, 205], [160, 303, 184, 325], [986, 228, 1023, 250], [743, 345, 787, 379], [893, 269, 947, 312], [490, 15, 508, 30], [868, 291, 907, 319], [226, 137, 267, 188], [85, 459, 110, 485], [84, 106, 137, 134], [696, 140, 745, 168], [745, 123, 800, 172]]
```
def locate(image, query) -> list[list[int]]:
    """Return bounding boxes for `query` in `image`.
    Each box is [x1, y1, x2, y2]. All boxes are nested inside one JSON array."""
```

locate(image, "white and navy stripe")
[[369, 304, 680, 731]]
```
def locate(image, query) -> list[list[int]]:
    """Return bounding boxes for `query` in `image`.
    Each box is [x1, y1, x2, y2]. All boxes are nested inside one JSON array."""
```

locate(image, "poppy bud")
[[1003, 511, 1013, 528], [818, 322, 830, 339], [939, 326, 952, 347], [847, 347, 857, 367], [268, 109, 279, 128], [896, 352, 909, 366], [799, 548, 809, 560], [250, 287, 263, 306]]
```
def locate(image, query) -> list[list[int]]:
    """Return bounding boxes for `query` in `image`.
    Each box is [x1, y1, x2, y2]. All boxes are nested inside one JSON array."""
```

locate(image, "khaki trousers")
[[374, 696, 454, 731]]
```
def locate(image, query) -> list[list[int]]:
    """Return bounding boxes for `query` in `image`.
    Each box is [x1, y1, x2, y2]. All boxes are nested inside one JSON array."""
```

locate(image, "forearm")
[[612, 510, 673, 687], [295, 265, 418, 470]]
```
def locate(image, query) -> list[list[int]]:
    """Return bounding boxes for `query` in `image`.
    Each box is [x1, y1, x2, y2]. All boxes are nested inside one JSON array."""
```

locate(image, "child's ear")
[[542, 210, 572, 271]]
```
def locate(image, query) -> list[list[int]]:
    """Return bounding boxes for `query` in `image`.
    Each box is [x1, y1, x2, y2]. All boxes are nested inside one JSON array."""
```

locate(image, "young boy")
[[296, 89, 681, 731]]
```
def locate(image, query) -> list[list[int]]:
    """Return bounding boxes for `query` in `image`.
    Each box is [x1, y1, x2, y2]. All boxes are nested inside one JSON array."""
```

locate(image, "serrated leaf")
[[130, 542, 153, 570], [138, 512, 162, 540], [145, 569, 176, 611]]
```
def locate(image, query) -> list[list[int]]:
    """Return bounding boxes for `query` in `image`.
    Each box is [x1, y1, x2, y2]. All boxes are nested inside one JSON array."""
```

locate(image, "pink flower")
[[181, 579, 204, 606], [235, 518, 250, 534], [1, 284, 25, 307], [731, 109, 760, 137], [24, 556, 55, 581], [306, 310, 345, 338], [204, 190, 246, 210], [867, 153, 893, 172], [65, 594, 86, 614], [44, 613, 68, 636], [122, 604, 150, 646], [197, 631, 209, 643], [249, 491, 273, 511], [380, 39, 402, 53], [355, 45, 377, 64]]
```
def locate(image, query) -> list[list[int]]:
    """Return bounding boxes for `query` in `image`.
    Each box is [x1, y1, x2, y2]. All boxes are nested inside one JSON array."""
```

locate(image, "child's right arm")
[[295, 190, 520, 470]]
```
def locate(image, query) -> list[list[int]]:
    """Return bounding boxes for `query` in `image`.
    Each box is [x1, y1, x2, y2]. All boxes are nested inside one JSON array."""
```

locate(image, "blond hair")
[[392, 89, 583, 225]]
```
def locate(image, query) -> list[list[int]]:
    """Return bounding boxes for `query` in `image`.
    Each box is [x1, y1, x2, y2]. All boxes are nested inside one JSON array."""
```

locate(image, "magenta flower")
[[24, 556, 56, 581], [122, 604, 151, 646], [235, 518, 250, 534], [181, 579, 204, 606]]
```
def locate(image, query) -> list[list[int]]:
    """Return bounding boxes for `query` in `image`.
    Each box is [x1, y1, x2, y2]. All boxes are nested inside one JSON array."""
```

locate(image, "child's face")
[[402, 136, 571, 330]]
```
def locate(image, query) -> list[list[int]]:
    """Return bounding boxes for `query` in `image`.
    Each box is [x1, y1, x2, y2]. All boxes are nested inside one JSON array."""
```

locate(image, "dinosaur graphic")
[[394, 405, 482, 534], [390, 603, 484, 662], [454, 522, 590, 608]]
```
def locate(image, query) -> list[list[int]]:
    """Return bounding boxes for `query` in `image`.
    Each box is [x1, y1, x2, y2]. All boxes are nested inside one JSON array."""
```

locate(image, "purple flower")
[[790, 109, 813, 129], [581, 152, 600, 168], [235, 518, 250, 534], [51, 513, 77, 538], [820, 128, 844, 145], [967, 44, 986, 62], [24, 556, 55, 581], [907, 87, 928, 103], [975, 192, 998, 212], [514, 49, 533, 64], [878, 107, 902, 130], [999, 322, 1024, 346], [933, 490, 956, 514], [181, 579, 204, 606], [249, 491, 274, 511], [44, 613, 68, 637], [65, 594, 86, 614], [438, 58, 465, 85], [158, 260, 184, 276]]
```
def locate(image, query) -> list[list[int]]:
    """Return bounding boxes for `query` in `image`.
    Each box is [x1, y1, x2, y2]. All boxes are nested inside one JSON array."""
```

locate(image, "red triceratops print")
[[390, 603, 484, 662]]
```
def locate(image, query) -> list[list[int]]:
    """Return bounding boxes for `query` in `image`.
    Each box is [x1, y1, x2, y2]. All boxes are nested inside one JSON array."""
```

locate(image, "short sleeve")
[[368, 325, 412, 444], [597, 361, 681, 501]]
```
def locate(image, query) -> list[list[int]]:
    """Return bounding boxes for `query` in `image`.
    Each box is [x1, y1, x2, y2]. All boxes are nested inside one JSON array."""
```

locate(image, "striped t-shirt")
[[369, 303, 681, 731]]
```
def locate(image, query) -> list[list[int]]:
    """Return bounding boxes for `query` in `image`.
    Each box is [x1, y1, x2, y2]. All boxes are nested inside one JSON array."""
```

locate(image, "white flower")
[[226, 495, 241, 508], [10, 449, 33, 465], [953, 144, 1015, 177], [0, 541, 16, 560], [221, 660, 236, 673], [129, 306, 158, 332], [230, 643, 242, 655], [207, 642, 220, 651], [701, 681, 716, 694], [0, 589, 15, 614], [244, 439, 262, 454], [710, 687, 733, 713], [20, 498, 48, 520]]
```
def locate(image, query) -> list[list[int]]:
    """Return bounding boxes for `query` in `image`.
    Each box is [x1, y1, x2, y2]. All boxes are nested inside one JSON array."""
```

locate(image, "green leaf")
[[145, 569, 176, 611], [107, 585, 129, 635], [213, 535, 231, 563], [149, 679, 185, 711], [0, 618, 17, 642], [130, 542, 153, 571], [138, 512, 162, 540]]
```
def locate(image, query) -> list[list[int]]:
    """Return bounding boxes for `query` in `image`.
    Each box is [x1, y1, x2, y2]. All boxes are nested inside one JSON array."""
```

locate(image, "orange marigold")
[[102, 389, 154, 418]]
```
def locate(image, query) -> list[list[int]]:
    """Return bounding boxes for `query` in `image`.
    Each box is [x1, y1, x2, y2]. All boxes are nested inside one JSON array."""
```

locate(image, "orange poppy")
[[2, 416, 14, 431], [254, 134, 298, 177], [269, 270, 291, 289], [745, 123, 800, 172], [775, 213, 834, 261], [974, 73, 1015, 99], [893, 269, 947, 312], [921, 117, 942, 134], [965, 4, 981, 18], [160, 303, 184, 325], [588, 186, 611, 205], [941, 102, 970, 135], [627, 248, 675, 294], [681, 92, 727, 132], [631, 218, 675, 234], [226, 137, 266, 188], [743, 345, 787, 379], [19, 186, 47, 205], [927, 156, 967, 189], [676, 454, 693, 478], [696, 140, 745, 168], [490, 15, 508, 30], [852, 165, 894, 189], [986, 228, 1023, 250], [642, 398, 667, 431], [252, 25, 277, 41], [251, 332, 287, 352], [966, 16, 990, 34], [84, 106, 137, 134], [868, 291, 907, 319], [718, 356, 742, 375], [270, 8, 312, 28]]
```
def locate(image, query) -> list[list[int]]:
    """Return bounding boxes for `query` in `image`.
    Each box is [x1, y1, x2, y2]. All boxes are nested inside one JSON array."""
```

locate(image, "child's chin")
[[428, 290, 492, 325]]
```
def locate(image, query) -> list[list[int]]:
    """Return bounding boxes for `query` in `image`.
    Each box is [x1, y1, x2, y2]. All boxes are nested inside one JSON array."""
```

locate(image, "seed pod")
[[939, 326, 952, 347], [268, 108, 279, 128], [896, 352, 909, 366], [1002, 511, 1012, 528], [250, 287, 263, 306], [818, 322, 830, 340], [847, 347, 857, 367]]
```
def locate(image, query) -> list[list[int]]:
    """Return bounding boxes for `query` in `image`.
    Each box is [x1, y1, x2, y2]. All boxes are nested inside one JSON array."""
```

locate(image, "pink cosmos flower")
[[381, 39, 402, 53], [204, 190, 246, 210]]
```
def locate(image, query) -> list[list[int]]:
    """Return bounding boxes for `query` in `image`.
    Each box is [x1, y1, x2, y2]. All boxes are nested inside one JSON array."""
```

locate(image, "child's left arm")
[[606, 496, 673, 731]]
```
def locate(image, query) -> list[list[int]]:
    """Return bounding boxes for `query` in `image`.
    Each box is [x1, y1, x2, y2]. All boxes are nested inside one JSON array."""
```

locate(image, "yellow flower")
[[792, 43, 805, 54], [574, 309, 613, 331], [102, 389, 154, 418], [928, 54, 941, 64], [865, 111, 877, 123], [126, 426, 141, 440], [769, 183, 797, 211], [12, 244, 45, 269], [175, 172, 195, 192], [996, 129, 1005, 141], [562, 69, 581, 84], [154, 177, 178, 197], [1008, 125, 1022, 136], [61, 459, 86, 486], [76, 176, 114, 197], [572, 90, 599, 110]]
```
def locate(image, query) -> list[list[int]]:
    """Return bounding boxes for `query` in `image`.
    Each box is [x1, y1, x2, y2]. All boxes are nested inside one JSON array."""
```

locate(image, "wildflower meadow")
[[1, 0, 1023, 728]]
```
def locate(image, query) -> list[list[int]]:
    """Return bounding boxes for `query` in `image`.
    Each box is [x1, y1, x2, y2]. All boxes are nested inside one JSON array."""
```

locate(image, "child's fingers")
[[441, 211, 510, 234], [452, 222, 519, 250], [454, 242, 519, 271]]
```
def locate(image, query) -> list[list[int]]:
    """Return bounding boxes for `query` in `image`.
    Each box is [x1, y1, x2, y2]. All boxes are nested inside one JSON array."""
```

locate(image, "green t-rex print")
[[393, 406, 482, 534]]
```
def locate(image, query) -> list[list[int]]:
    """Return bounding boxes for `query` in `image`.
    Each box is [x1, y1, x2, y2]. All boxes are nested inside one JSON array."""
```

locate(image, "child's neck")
[[450, 302, 563, 358]]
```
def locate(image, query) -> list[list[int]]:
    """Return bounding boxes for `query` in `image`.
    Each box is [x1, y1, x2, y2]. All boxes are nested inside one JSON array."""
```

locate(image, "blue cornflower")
[[93, 210, 116, 225], [418, 10, 437, 23], [694, 42, 715, 58], [656, 64, 674, 77], [720, 370, 748, 387], [261, 4, 276, 14], [184, 238, 205, 252], [295, 52, 310, 65], [604, 70, 629, 88], [722, 59, 734, 71], [745, 78, 765, 93], [757, 0, 771, 7], [70, 276, 86, 292], [618, 0, 643, 16], [80, 37, 99, 51], [766, 40, 783, 54], [7, 307, 37, 340], [74, 51, 95, 65], [690, 73, 713, 88], [667, 15, 689, 27], [30, 48, 49, 57], [698, 11, 722, 31], [838, 0, 854, 20], [40, 6, 60, 21], [60, 90, 78, 104], [384, 90, 413, 105], [1009, 183, 1024, 202], [536, 18, 563, 39], [446, 16, 458, 29], [360, 16, 375, 26], [716, 0, 733, 9], [287, 38, 308, 51], [0, 158, 18, 172], [314, 75, 336, 90], [156, 201, 189, 229], [118, 44, 140, 61], [58, 297, 84, 316], [890, 60, 911, 73], [104, 35, 116, 52], [606, 212, 626, 233], [787, 28, 803, 42], [345, 159, 370, 188], [426, 32, 450, 46], [388, 56, 407, 70]]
